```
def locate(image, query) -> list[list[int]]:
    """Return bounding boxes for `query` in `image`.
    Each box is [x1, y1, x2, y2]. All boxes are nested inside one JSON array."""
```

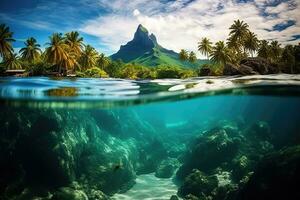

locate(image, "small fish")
[[113, 159, 123, 172]]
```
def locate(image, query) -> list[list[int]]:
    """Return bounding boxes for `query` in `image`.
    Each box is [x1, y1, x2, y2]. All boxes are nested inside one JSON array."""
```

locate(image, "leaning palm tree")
[[228, 20, 249, 52], [2, 53, 22, 70], [65, 31, 84, 59], [198, 37, 212, 59], [19, 37, 42, 63], [0, 24, 15, 59], [45, 33, 73, 74], [79, 45, 98, 70], [210, 41, 231, 66], [244, 32, 259, 57], [269, 41, 281, 62], [258, 40, 270, 59]]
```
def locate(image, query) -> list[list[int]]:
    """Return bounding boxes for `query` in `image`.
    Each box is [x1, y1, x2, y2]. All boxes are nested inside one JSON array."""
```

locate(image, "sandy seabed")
[[112, 173, 180, 200]]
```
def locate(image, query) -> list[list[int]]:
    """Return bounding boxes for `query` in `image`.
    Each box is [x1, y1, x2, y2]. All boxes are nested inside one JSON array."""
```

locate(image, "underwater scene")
[[0, 75, 300, 200]]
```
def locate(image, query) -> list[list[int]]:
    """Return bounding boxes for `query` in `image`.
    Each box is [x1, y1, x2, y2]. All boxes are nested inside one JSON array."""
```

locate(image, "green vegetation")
[[0, 20, 299, 78], [191, 19, 300, 73], [0, 23, 200, 79]]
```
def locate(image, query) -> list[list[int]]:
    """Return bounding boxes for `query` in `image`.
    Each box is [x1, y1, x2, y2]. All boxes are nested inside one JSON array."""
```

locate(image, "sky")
[[0, 0, 300, 58]]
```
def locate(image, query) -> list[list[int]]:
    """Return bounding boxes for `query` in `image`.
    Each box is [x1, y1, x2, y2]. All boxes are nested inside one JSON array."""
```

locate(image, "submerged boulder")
[[136, 139, 168, 174], [155, 158, 180, 178], [170, 195, 179, 200], [0, 108, 144, 198], [178, 169, 218, 198], [237, 145, 300, 199], [52, 187, 88, 200], [176, 129, 240, 180]]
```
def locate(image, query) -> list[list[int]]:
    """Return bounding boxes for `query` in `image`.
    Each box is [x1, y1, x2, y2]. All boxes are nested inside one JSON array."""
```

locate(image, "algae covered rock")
[[170, 194, 179, 200], [183, 194, 202, 200], [237, 145, 300, 199], [155, 158, 179, 178], [0, 108, 142, 198], [178, 169, 218, 198], [136, 138, 168, 174], [176, 129, 240, 180], [51, 187, 88, 200]]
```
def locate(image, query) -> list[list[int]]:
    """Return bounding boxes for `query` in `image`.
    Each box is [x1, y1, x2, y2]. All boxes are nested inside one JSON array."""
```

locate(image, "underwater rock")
[[178, 169, 218, 198], [136, 139, 168, 175], [155, 158, 179, 178], [237, 145, 300, 200], [0, 108, 147, 198], [51, 187, 88, 200], [247, 121, 271, 141], [231, 156, 252, 181], [176, 128, 240, 180], [183, 194, 202, 200], [87, 189, 111, 200], [170, 194, 180, 200]]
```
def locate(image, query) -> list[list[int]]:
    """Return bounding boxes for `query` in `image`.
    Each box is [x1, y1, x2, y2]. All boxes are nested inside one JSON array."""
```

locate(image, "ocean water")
[[0, 75, 300, 200]]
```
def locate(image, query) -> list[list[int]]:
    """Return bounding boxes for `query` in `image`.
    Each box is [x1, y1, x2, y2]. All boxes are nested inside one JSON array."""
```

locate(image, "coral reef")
[[176, 120, 276, 200], [237, 145, 300, 199]]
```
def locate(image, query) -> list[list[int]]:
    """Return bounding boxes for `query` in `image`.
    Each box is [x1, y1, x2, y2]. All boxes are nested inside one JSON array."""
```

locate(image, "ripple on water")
[[0, 74, 300, 108]]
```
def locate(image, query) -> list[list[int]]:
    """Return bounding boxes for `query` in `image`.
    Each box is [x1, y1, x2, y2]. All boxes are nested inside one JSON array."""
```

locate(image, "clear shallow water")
[[0, 75, 300, 200]]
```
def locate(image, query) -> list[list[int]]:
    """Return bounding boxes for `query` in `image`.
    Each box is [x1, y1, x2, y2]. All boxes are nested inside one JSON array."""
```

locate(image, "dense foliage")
[[193, 19, 300, 74]]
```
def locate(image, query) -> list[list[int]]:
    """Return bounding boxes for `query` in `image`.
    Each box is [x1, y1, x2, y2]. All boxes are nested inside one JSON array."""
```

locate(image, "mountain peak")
[[137, 24, 148, 33], [111, 24, 200, 68], [134, 24, 150, 41]]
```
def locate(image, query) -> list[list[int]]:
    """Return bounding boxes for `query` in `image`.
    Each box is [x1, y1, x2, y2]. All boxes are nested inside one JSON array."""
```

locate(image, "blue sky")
[[0, 0, 299, 57]]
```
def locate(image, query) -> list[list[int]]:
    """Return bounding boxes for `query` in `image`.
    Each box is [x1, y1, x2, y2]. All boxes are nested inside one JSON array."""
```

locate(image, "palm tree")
[[244, 32, 259, 57], [188, 51, 197, 63], [179, 49, 189, 61], [97, 53, 110, 70], [281, 45, 295, 73], [2, 53, 22, 70], [45, 33, 75, 74], [0, 24, 15, 59], [210, 41, 231, 66], [19, 37, 42, 63], [79, 45, 98, 70], [198, 37, 212, 59], [258, 40, 270, 59], [228, 20, 249, 52], [270, 41, 281, 62], [65, 31, 83, 58]]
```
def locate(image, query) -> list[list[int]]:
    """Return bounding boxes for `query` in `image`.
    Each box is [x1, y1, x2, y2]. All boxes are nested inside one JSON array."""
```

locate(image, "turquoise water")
[[0, 75, 300, 200]]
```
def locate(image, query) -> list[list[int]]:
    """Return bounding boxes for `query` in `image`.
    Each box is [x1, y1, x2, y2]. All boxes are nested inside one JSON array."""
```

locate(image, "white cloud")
[[80, 0, 300, 58], [133, 9, 140, 16]]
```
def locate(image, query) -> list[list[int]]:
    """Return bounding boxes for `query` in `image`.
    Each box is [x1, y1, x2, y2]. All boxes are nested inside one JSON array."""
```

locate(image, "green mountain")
[[110, 24, 207, 68]]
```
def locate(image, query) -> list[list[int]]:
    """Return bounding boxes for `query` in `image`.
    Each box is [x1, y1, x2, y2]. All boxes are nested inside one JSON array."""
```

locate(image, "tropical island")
[[0, 20, 300, 79]]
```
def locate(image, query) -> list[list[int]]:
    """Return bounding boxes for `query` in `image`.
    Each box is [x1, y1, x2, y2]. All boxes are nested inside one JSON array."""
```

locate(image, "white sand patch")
[[112, 173, 180, 200]]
